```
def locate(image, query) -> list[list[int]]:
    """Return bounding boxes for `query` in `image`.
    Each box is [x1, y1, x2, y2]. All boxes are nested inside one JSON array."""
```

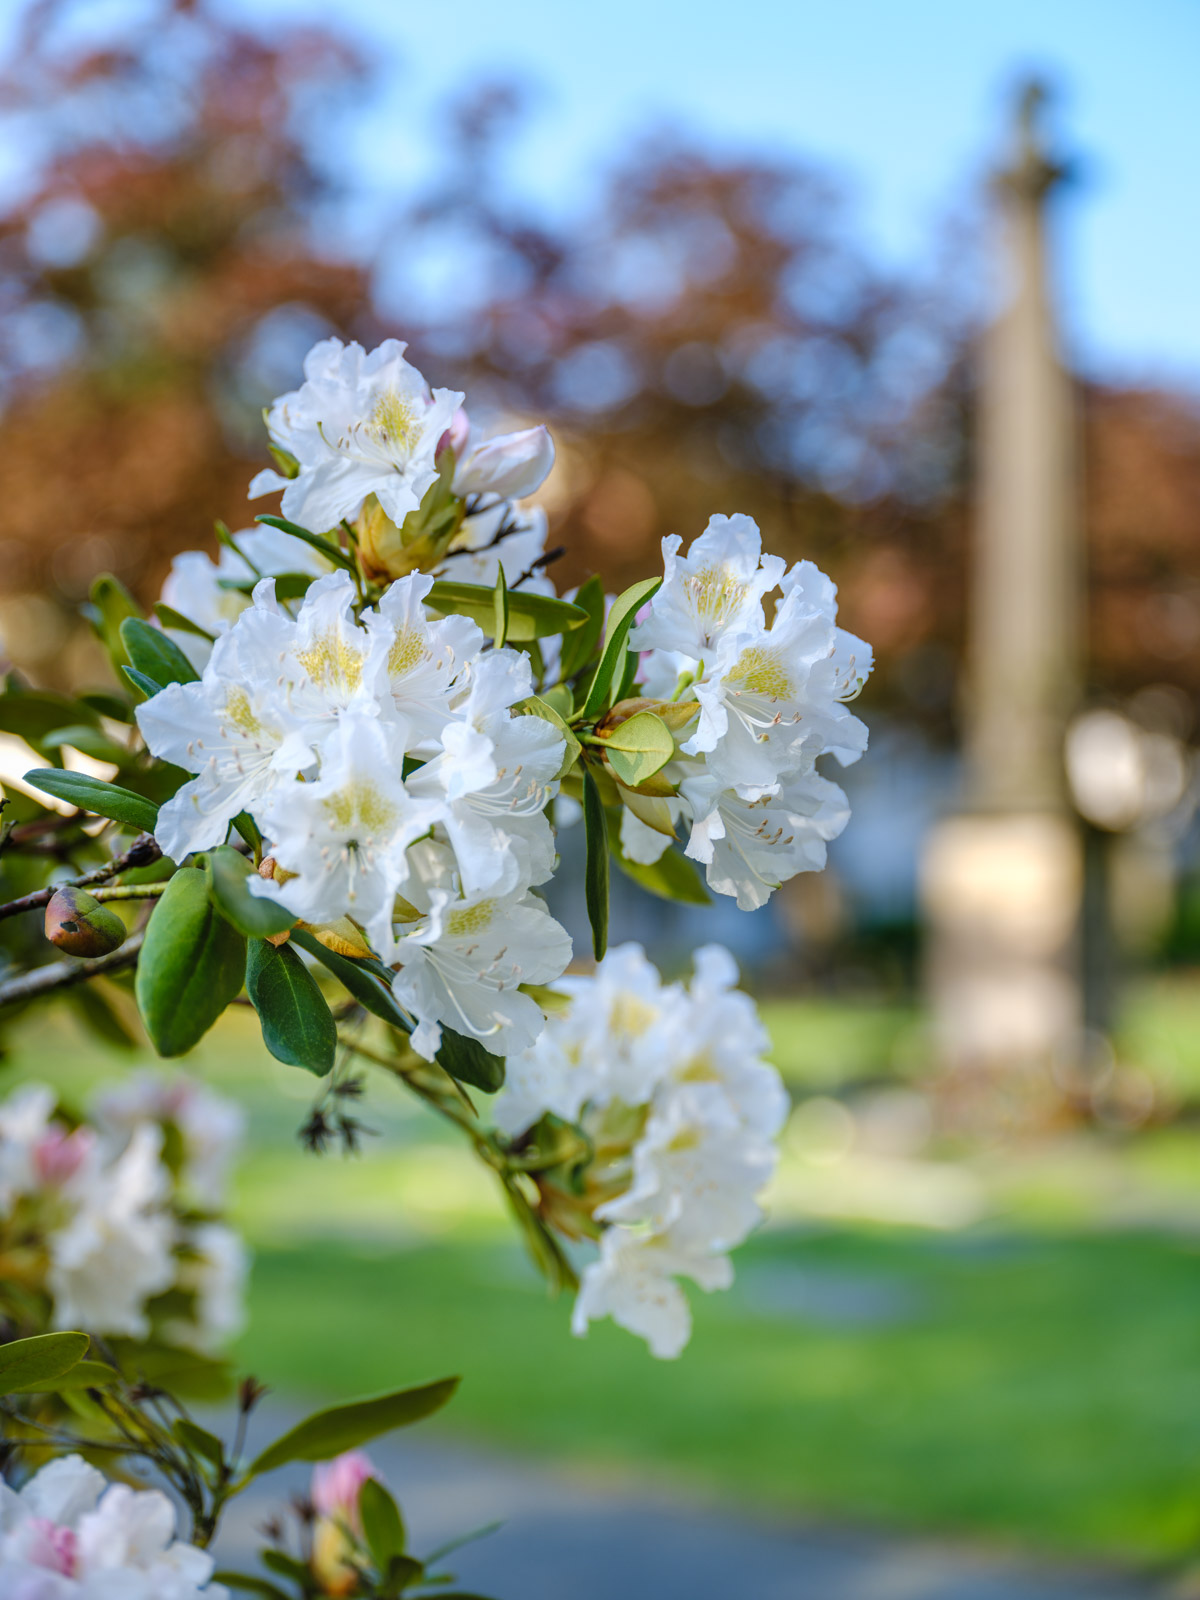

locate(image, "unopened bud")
[[44, 887, 127, 957]]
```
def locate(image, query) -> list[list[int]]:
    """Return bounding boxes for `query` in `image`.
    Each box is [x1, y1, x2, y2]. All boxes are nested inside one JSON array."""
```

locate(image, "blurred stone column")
[[922, 82, 1084, 1085]]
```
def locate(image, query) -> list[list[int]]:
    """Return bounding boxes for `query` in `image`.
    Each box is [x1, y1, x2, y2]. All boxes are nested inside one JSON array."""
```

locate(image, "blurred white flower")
[[92, 1073, 244, 1211], [0, 1455, 226, 1598], [571, 1229, 732, 1360], [166, 1223, 249, 1353]]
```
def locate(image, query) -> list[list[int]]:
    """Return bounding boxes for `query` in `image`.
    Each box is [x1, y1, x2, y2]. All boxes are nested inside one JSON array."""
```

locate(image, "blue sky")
[[13, 0, 1200, 384]]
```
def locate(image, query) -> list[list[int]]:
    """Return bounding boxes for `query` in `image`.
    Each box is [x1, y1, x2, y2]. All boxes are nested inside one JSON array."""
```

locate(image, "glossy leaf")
[[290, 928, 414, 1032], [23, 768, 160, 833], [0, 1332, 89, 1395], [119, 617, 199, 689], [247, 1378, 460, 1476], [205, 846, 294, 938], [582, 767, 610, 960], [154, 603, 215, 641], [596, 710, 674, 788], [437, 1027, 505, 1093], [425, 579, 587, 642], [88, 574, 143, 670], [122, 666, 162, 702], [173, 1418, 225, 1468], [245, 938, 337, 1075], [135, 867, 247, 1056], [581, 576, 661, 719], [254, 514, 358, 574]]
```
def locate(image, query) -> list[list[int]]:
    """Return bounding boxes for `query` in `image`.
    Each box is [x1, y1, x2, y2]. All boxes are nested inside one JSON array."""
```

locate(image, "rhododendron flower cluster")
[[0, 1075, 245, 1349], [495, 943, 787, 1357], [0, 1455, 226, 1598]]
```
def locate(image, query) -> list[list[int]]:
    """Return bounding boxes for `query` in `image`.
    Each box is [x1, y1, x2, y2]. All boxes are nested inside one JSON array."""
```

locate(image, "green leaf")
[[23, 768, 160, 833], [290, 928, 413, 1032], [425, 580, 587, 642], [260, 1552, 312, 1584], [0, 689, 101, 745], [614, 843, 711, 905], [0, 1332, 89, 1395], [558, 573, 607, 682], [122, 665, 162, 702], [39, 724, 129, 765], [79, 689, 134, 722], [383, 1553, 425, 1591], [173, 1418, 225, 1468], [245, 938, 337, 1075], [216, 572, 315, 603], [8, 1358, 120, 1394], [254, 514, 358, 574], [595, 710, 674, 788], [155, 603, 216, 641], [120, 617, 200, 689], [135, 867, 247, 1056], [268, 442, 301, 479], [359, 1476, 406, 1568], [581, 576, 661, 719], [89, 574, 143, 671], [205, 846, 294, 938], [247, 1378, 460, 1476], [492, 563, 510, 649], [582, 767, 610, 960], [437, 1027, 505, 1093], [518, 696, 581, 780], [211, 1577, 291, 1600]]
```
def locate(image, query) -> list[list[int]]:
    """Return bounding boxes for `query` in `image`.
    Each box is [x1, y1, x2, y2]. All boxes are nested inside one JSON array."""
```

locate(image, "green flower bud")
[[44, 887, 127, 957]]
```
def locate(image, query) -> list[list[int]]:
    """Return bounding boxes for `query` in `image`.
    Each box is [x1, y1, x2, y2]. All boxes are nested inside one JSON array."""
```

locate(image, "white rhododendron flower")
[[249, 337, 463, 529], [0, 1455, 227, 1598], [495, 943, 785, 1357], [628, 513, 785, 662], [452, 421, 555, 501]]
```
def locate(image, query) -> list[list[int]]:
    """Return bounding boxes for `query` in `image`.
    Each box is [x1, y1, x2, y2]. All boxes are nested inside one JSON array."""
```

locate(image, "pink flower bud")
[[436, 407, 471, 462], [26, 1518, 78, 1577], [33, 1125, 94, 1186], [311, 1450, 377, 1527]]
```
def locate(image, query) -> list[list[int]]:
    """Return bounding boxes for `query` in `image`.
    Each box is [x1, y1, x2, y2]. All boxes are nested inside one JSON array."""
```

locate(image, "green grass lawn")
[[7, 991, 1200, 1564]]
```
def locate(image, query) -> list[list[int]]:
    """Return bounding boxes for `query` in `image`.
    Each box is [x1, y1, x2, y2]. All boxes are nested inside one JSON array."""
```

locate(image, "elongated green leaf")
[[581, 577, 661, 719], [173, 1418, 225, 1467], [135, 867, 246, 1056], [122, 666, 162, 702], [40, 724, 129, 765], [23, 768, 159, 832], [582, 767, 609, 960], [493, 563, 510, 649], [245, 938, 337, 1075], [248, 1378, 460, 1476], [205, 846, 294, 938], [437, 1027, 505, 1093], [518, 696, 581, 780], [0, 689, 101, 743], [120, 618, 199, 689], [0, 1332, 89, 1395], [614, 843, 711, 905], [425, 580, 587, 642], [79, 690, 133, 723], [254, 514, 358, 574], [216, 572, 315, 603], [359, 1476, 406, 1569], [596, 710, 674, 788], [558, 572, 606, 682], [6, 1358, 120, 1395], [290, 928, 413, 1032], [88, 574, 142, 671], [154, 603, 215, 641]]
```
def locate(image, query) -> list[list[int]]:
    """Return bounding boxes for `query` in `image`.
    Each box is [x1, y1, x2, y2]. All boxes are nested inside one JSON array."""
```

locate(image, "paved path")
[[211, 1408, 1164, 1600]]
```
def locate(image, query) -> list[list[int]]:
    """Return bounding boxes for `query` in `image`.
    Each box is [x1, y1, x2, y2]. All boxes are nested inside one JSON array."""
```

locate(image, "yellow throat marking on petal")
[[388, 628, 426, 678], [730, 644, 791, 700], [297, 630, 364, 692], [609, 992, 658, 1037], [447, 899, 495, 936], [323, 780, 397, 835], [687, 565, 746, 630], [676, 1051, 721, 1084], [371, 389, 421, 454], [665, 1125, 703, 1153], [224, 688, 261, 735]]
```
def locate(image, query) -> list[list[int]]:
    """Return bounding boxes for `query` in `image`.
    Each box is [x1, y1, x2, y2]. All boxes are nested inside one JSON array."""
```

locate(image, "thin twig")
[[0, 932, 144, 1010], [0, 834, 161, 922]]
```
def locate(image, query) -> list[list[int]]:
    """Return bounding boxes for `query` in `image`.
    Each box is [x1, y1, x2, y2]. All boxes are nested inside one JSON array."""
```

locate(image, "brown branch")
[[0, 933, 144, 1010], [0, 835, 161, 923]]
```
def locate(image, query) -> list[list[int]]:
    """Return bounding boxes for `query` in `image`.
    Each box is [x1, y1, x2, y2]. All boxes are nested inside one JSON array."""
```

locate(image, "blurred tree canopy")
[[1, 0, 1198, 732]]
